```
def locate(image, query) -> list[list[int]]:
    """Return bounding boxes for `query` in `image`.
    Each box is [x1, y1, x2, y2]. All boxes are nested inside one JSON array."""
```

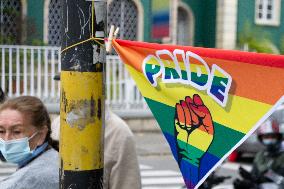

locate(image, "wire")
[[61, 1, 105, 54], [61, 37, 105, 54]]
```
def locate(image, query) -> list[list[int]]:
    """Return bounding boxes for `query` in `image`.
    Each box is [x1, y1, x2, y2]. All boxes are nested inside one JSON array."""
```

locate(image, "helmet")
[[257, 119, 281, 137], [257, 118, 282, 151]]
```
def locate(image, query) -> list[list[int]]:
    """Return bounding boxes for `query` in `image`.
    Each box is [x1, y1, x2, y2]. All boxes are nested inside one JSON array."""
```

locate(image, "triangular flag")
[[112, 39, 284, 189]]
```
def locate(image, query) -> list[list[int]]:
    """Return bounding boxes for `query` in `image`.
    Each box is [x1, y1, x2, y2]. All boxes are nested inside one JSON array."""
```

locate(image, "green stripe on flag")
[[175, 137, 205, 166], [145, 97, 245, 158]]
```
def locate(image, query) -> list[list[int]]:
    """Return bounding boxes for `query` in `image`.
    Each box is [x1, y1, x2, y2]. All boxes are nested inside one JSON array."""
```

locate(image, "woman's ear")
[[36, 126, 49, 146]]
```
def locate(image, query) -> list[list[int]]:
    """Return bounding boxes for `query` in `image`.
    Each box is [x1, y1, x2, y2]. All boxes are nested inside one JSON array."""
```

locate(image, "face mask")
[[0, 132, 38, 164], [262, 138, 278, 146]]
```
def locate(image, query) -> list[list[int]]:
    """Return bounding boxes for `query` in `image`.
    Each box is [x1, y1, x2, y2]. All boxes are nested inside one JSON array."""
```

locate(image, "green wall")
[[202, 0, 217, 48], [141, 0, 151, 42], [183, 0, 204, 46], [182, 0, 217, 47], [237, 0, 284, 50], [27, 0, 44, 44]]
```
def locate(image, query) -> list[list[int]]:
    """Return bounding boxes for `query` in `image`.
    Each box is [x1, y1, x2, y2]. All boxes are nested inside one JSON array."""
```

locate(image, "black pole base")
[[60, 169, 104, 189]]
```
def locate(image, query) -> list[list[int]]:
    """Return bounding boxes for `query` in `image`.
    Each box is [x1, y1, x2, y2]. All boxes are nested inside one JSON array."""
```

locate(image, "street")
[[0, 156, 251, 189], [139, 156, 183, 189], [139, 155, 252, 189], [135, 132, 253, 189], [0, 131, 253, 189]]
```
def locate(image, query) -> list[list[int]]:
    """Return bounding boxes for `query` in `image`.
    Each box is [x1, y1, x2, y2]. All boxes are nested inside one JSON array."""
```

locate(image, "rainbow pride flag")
[[112, 39, 284, 189]]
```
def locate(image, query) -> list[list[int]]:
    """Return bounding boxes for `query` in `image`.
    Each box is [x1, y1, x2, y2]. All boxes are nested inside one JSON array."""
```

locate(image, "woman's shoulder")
[[0, 149, 59, 189], [29, 148, 59, 170], [18, 148, 59, 184]]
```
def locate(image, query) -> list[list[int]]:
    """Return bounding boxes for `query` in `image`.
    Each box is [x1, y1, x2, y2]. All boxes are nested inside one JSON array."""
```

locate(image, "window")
[[48, 0, 62, 46], [176, 3, 194, 46], [255, 0, 281, 26], [107, 0, 138, 40], [0, 0, 22, 44], [177, 7, 192, 46]]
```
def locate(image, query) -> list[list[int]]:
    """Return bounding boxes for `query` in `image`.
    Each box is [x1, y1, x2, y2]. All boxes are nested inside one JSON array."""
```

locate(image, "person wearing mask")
[[234, 118, 284, 189], [0, 96, 59, 189]]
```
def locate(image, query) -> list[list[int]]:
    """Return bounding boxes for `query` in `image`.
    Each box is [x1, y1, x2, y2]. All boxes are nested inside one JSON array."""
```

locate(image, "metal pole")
[[60, 0, 106, 188]]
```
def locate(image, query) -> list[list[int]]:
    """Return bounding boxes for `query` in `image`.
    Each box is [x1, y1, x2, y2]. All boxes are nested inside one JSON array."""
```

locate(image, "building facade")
[[0, 0, 283, 50]]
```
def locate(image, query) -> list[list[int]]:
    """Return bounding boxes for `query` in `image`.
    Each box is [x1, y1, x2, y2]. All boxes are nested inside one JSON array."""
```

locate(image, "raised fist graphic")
[[174, 94, 214, 188]]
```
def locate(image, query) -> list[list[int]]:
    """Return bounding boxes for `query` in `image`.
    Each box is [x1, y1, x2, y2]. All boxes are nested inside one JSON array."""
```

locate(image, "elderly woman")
[[0, 96, 59, 189]]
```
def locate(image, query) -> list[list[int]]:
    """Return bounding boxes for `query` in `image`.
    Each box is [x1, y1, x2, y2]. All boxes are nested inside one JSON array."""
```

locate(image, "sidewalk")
[[134, 131, 172, 156]]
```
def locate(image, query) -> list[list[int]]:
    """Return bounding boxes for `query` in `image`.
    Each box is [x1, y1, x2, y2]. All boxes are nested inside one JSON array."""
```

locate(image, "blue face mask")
[[0, 132, 38, 164], [262, 138, 278, 146]]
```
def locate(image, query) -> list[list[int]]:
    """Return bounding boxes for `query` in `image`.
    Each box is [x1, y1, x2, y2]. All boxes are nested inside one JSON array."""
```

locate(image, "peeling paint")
[[97, 98, 101, 119], [81, 146, 89, 154], [90, 96, 95, 117], [66, 100, 96, 130], [93, 44, 105, 65], [61, 90, 68, 113]]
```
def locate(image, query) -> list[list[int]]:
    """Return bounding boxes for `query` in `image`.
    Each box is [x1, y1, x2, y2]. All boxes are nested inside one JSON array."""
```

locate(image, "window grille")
[[48, 0, 62, 46], [0, 0, 22, 44], [255, 0, 281, 26], [107, 0, 138, 40]]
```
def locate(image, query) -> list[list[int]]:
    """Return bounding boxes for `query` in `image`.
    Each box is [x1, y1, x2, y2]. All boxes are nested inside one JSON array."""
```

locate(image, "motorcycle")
[[181, 166, 284, 189], [213, 166, 284, 189], [199, 172, 231, 189], [181, 172, 231, 189], [233, 166, 284, 189]]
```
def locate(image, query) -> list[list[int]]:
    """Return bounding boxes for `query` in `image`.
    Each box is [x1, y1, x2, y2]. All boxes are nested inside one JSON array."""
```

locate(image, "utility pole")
[[60, 0, 106, 188]]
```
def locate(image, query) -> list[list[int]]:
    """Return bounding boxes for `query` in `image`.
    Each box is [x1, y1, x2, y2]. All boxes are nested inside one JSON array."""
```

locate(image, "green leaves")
[[238, 21, 280, 54]]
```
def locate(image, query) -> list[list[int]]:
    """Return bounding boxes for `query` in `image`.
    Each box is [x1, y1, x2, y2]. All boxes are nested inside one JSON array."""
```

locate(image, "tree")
[[238, 21, 279, 54]]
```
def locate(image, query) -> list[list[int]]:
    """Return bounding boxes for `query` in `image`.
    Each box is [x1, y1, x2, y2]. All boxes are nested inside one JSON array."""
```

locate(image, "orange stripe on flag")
[[203, 57, 284, 105]]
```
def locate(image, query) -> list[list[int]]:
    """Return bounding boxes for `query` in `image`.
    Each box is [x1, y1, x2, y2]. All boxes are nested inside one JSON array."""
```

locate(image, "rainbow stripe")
[[113, 39, 284, 189]]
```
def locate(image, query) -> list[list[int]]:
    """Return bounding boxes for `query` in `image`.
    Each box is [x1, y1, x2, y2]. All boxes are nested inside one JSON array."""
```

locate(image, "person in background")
[[0, 96, 59, 189], [234, 118, 284, 189], [102, 108, 141, 189], [0, 87, 6, 161]]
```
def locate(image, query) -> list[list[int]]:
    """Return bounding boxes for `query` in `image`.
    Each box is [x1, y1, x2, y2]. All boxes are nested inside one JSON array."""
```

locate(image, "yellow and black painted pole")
[[60, 1, 106, 188]]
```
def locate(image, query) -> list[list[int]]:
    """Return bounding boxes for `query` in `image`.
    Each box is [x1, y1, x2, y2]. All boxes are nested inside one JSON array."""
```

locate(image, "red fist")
[[175, 94, 214, 167], [175, 94, 214, 135]]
